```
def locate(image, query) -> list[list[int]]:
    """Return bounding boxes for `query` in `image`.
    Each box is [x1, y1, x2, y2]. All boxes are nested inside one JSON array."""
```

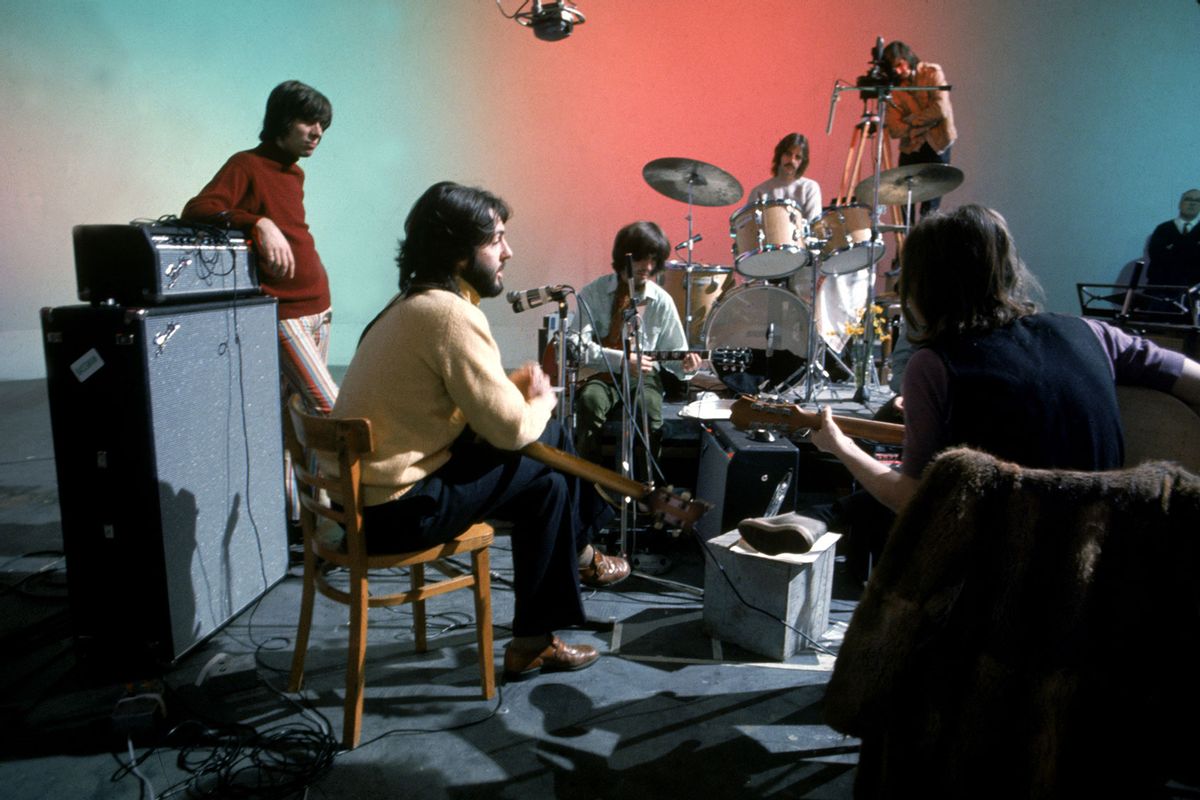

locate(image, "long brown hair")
[[899, 205, 1042, 346]]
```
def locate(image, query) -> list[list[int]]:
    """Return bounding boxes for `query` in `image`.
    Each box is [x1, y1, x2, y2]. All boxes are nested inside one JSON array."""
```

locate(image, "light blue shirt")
[[570, 273, 690, 381]]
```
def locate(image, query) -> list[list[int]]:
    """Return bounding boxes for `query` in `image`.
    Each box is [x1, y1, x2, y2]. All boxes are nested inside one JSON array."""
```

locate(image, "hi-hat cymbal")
[[854, 163, 964, 206], [643, 157, 744, 207]]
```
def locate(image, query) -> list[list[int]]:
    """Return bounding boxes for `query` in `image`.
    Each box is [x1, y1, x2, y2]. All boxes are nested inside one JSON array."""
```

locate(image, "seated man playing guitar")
[[570, 221, 703, 466], [330, 182, 632, 680]]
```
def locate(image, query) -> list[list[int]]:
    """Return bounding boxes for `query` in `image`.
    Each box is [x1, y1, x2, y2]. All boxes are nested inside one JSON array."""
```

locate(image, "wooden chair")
[[283, 395, 495, 749]]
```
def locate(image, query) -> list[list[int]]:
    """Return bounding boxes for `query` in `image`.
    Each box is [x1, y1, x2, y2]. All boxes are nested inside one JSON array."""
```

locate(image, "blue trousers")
[[362, 421, 612, 637]]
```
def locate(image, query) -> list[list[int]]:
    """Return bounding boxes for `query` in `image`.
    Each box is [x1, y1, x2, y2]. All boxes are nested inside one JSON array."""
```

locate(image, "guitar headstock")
[[711, 347, 753, 373], [729, 395, 818, 432], [643, 486, 713, 533]]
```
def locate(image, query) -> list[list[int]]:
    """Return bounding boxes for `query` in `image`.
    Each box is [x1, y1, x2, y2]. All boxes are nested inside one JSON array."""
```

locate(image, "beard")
[[461, 253, 504, 299]]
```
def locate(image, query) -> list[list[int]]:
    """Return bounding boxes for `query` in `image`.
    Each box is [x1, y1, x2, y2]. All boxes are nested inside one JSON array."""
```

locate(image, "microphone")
[[874, 35, 884, 65], [674, 234, 703, 251], [507, 284, 569, 313]]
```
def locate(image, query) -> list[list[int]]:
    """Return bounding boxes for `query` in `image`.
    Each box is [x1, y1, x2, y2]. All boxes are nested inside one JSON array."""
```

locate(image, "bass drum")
[[703, 283, 811, 389]]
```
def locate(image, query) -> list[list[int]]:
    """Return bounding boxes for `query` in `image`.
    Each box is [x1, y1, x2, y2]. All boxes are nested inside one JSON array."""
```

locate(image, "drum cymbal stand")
[[796, 251, 843, 403], [677, 183, 702, 348]]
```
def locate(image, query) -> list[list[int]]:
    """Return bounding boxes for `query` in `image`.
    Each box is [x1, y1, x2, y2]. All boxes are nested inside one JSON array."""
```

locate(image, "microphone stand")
[[617, 270, 655, 559], [552, 294, 574, 428]]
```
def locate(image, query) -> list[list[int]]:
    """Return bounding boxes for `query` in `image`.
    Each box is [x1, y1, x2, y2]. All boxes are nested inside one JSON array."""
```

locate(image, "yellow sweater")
[[331, 282, 552, 506]]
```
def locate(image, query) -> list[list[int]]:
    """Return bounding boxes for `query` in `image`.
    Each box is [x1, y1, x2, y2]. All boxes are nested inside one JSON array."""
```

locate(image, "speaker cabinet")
[[41, 298, 287, 667], [695, 420, 799, 540]]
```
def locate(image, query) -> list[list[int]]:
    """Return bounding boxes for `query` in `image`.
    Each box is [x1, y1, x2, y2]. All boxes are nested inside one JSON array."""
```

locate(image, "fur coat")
[[824, 448, 1200, 799]]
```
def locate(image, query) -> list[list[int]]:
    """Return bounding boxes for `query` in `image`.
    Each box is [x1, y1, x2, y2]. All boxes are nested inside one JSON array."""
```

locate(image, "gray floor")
[[0, 378, 864, 799]]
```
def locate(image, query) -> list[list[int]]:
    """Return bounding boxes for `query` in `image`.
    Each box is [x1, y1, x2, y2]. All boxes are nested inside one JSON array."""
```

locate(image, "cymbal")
[[643, 158, 744, 207], [854, 163, 964, 206]]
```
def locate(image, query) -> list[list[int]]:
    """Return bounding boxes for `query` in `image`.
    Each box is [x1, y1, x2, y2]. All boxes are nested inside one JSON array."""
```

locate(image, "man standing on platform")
[[182, 80, 340, 526], [882, 41, 956, 219], [332, 182, 628, 679], [571, 221, 701, 466]]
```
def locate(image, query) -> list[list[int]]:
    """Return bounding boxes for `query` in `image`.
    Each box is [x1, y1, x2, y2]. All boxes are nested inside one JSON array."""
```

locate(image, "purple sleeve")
[[1082, 318, 1185, 392], [898, 347, 951, 479]]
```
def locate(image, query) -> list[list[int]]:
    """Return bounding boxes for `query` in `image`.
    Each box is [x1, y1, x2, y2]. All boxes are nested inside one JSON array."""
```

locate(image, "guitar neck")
[[641, 349, 708, 360], [730, 397, 905, 445], [827, 415, 905, 445], [522, 441, 647, 500]]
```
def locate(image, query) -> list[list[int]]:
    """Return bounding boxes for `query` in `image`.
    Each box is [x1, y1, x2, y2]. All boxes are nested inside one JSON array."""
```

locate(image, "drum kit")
[[645, 155, 963, 400]]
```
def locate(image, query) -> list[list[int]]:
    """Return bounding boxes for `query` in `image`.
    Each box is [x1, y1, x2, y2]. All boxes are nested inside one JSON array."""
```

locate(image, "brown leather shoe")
[[503, 636, 599, 678], [579, 548, 631, 588]]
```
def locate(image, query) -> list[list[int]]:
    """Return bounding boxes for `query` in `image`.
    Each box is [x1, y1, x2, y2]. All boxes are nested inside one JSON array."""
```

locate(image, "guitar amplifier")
[[73, 223, 260, 306], [695, 419, 799, 540], [41, 297, 287, 668]]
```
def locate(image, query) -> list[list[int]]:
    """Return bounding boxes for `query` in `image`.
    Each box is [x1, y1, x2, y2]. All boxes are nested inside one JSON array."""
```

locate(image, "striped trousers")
[[278, 309, 339, 520]]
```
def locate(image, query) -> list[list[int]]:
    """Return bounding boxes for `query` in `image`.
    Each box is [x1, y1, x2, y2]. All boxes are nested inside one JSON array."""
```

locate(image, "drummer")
[[747, 133, 822, 222], [749, 132, 869, 362]]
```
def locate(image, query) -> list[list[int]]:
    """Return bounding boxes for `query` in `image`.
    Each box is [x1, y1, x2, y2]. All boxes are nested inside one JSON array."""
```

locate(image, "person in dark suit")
[[1146, 188, 1200, 291]]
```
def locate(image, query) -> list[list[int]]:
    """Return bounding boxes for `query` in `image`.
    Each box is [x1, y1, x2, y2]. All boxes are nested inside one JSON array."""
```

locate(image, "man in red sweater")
[[183, 80, 339, 522]]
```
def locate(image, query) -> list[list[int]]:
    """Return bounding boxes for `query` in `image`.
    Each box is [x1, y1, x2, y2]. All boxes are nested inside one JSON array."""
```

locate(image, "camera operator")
[[880, 40, 957, 219]]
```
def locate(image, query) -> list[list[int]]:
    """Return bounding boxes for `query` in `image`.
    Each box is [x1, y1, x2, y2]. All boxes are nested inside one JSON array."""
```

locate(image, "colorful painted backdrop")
[[2, 0, 1198, 377]]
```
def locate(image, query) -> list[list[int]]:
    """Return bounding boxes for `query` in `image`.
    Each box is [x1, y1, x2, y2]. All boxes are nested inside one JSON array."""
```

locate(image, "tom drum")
[[658, 261, 735, 344], [812, 204, 886, 276], [729, 198, 812, 280]]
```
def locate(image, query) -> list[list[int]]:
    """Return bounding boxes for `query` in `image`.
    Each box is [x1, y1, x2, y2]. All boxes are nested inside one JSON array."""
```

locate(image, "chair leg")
[[412, 563, 427, 653], [288, 534, 319, 692], [472, 547, 496, 699], [343, 564, 369, 750]]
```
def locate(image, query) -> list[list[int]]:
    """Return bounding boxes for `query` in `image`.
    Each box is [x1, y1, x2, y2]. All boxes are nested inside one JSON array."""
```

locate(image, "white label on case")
[[70, 348, 104, 382]]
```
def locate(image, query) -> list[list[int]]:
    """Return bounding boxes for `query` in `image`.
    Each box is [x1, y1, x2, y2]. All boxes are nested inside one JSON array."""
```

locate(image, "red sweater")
[[182, 142, 331, 319]]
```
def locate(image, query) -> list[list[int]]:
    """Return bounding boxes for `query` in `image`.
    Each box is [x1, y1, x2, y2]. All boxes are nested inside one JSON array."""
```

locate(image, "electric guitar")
[[522, 441, 712, 532], [730, 396, 905, 445], [541, 344, 753, 385]]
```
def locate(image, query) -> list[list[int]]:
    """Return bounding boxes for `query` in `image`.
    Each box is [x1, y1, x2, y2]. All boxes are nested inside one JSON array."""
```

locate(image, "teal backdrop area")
[[2, 0, 1197, 378]]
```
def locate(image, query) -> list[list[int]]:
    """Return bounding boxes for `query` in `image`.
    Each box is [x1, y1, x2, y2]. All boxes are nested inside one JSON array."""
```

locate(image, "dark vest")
[[936, 314, 1124, 470]]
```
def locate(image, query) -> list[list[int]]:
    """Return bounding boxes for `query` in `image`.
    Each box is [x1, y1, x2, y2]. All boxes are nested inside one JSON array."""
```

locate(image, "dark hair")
[[899, 205, 1042, 346], [882, 41, 919, 76], [610, 221, 670, 275], [259, 80, 333, 143], [397, 182, 511, 293], [770, 133, 810, 178]]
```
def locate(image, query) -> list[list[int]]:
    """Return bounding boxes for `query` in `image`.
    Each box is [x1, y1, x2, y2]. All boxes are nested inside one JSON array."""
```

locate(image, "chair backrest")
[[1116, 385, 1200, 473], [285, 395, 374, 555]]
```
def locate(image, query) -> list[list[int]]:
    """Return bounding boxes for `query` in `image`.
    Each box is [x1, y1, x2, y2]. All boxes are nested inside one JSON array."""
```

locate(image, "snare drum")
[[812, 204, 886, 275], [729, 198, 812, 280], [658, 261, 735, 344], [703, 283, 811, 364]]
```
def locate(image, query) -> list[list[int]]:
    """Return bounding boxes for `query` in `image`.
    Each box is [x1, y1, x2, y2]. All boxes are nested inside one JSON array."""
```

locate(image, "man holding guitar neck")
[[807, 205, 1200, 519], [330, 182, 630, 680], [571, 221, 702, 466]]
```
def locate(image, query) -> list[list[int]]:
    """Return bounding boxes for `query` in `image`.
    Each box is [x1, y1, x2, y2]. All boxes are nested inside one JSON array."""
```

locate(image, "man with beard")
[[331, 182, 629, 679]]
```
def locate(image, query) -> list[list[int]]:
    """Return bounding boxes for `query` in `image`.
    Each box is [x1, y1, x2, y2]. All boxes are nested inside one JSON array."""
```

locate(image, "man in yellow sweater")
[[332, 182, 628, 679]]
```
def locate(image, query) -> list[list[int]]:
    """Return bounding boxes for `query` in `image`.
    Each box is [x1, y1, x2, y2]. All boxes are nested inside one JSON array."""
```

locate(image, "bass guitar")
[[729, 396, 905, 445], [522, 441, 712, 532]]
